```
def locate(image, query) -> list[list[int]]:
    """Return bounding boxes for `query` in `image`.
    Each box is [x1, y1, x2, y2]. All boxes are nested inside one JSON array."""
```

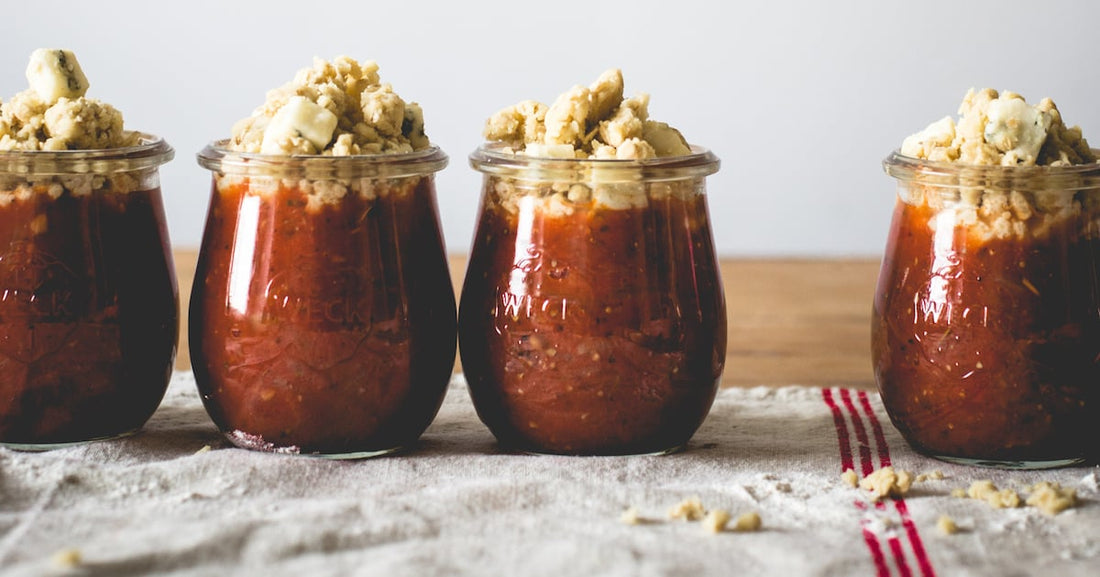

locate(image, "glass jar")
[[0, 136, 178, 449], [875, 151, 1100, 468], [193, 144, 455, 458], [461, 144, 725, 455]]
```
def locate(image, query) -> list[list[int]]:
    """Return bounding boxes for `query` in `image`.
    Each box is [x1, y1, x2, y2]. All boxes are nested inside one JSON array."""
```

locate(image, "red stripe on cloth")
[[821, 388, 854, 472], [839, 389, 875, 476], [894, 499, 935, 577], [887, 536, 914, 577], [854, 391, 937, 577], [858, 391, 893, 469], [861, 522, 892, 577], [842, 389, 913, 577], [854, 502, 891, 577], [824, 389, 889, 575]]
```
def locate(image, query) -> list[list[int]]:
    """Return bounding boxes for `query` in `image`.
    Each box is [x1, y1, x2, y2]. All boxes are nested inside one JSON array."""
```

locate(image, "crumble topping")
[[895, 89, 1100, 244], [229, 56, 430, 156], [476, 71, 713, 216], [0, 49, 138, 151], [213, 172, 422, 212], [484, 69, 691, 160], [0, 49, 161, 204], [841, 468, 859, 488], [482, 175, 704, 216], [901, 88, 1094, 167]]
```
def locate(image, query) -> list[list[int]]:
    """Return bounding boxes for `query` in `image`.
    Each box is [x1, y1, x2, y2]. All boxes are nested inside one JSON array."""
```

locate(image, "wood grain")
[[173, 251, 881, 391]]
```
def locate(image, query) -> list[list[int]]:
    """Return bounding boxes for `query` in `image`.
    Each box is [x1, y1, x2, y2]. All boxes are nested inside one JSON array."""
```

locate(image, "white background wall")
[[4, 0, 1098, 256]]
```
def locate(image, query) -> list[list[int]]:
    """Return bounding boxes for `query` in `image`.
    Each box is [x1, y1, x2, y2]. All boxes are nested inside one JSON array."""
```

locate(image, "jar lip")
[[197, 140, 449, 179], [0, 133, 174, 175], [884, 150, 1100, 183], [469, 142, 720, 182], [883, 150, 1100, 193]]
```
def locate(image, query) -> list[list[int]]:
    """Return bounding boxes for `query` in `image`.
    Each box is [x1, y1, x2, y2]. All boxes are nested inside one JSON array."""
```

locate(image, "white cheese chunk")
[[261, 96, 338, 154], [26, 49, 89, 104], [984, 97, 1052, 165]]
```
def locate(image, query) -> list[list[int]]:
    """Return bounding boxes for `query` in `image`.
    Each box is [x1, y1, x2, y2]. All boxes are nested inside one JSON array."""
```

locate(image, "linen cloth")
[[0, 372, 1097, 576]]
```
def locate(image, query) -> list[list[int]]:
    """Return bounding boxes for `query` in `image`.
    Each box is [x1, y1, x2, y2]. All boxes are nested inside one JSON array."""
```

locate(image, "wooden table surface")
[[173, 251, 881, 391]]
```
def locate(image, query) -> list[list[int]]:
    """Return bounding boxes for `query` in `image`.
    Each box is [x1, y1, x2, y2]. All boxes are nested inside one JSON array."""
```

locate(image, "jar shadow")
[[677, 400, 837, 465], [110, 383, 849, 464], [122, 401, 226, 458]]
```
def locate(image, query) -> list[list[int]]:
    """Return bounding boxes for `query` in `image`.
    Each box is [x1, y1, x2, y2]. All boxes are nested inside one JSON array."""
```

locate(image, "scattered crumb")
[[916, 470, 945, 483], [841, 468, 859, 488], [859, 466, 914, 502], [668, 497, 706, 521], [951, 488, 967, 498], [51, 548, 81, 568], [194, 445, 212, 455], [702, 509, 731, 534], [620, 507, 642, 526], [733, 511, 763, 532], [1026, 482, 1077, 516], [775, 482, 792, 493], [628, 500, 760, 535], [966, 480, 1021, 509], [937, 515, 958, 535]]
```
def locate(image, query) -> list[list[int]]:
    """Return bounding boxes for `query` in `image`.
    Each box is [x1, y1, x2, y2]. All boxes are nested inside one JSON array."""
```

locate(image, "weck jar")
[[0, 136, 179, 448], [874, 151, 1100, 468], [461, 143, 726, 455], [192, 144, 456, 458]]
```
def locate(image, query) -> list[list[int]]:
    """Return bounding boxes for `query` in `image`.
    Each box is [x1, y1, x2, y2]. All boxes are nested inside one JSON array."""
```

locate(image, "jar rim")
[[469, 142, 720, 182], [0, 133, 174, 175], [883, 150, 1100, 191], [197, 140, 448, 179]]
